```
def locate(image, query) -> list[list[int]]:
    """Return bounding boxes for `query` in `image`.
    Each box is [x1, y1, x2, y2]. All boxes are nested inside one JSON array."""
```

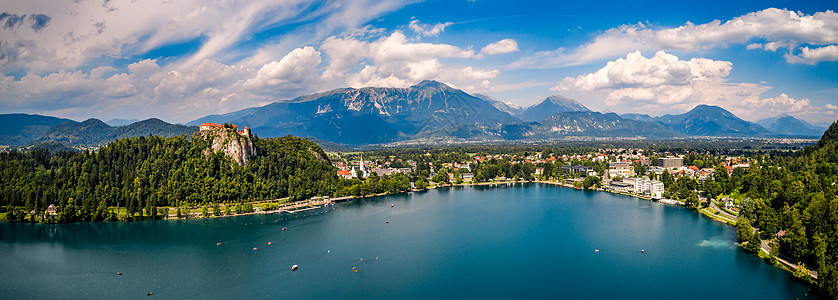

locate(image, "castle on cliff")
[[200, 123, 250, 136]]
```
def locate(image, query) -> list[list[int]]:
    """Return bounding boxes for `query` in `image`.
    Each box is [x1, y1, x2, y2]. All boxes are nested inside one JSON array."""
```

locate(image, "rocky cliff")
[[194, 127, 256, 166]]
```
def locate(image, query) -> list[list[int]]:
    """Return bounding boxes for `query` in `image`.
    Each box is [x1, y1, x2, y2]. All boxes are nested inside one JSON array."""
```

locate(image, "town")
[[331, 147, 751, 210]]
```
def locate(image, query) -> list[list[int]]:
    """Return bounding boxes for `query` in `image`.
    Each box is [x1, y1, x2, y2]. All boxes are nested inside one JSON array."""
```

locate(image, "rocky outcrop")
[[194, 127, 256, 166]]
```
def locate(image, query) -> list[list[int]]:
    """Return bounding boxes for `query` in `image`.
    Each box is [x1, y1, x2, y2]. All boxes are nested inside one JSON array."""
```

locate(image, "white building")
[[630, 177, 665, 198]]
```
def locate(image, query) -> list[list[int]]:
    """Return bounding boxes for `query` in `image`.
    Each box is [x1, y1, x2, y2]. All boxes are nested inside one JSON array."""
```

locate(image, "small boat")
[[216, 242, 221, 246], [595, 249, 599, 252], [291, 265, 298, 271], [282, 227, 287, 231], [385, 221, 389, 223], [148, 292, 153, 296], [253, 247, 258, 250], [641, 249, 645, 253], [391, 204, 394, 208], [267, 242, 272, 245], [117, 272, 123, 275]]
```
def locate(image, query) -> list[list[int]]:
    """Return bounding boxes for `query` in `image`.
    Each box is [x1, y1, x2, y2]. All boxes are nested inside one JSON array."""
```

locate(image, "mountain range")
[[0, 116, 197, 148], [1, 81, 830, 149], [756, 114, 826, 136]]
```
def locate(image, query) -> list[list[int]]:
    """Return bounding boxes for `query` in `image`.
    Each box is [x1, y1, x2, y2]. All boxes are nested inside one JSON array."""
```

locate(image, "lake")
[[0, 183, 816, 299]]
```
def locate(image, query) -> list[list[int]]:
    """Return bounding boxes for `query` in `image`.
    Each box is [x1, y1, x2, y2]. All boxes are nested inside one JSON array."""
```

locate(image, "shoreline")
[[7, 177, 818, 285]]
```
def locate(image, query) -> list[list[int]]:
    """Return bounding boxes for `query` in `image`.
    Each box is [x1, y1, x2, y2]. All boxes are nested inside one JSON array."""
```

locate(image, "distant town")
[[331, 147, 752, 208]]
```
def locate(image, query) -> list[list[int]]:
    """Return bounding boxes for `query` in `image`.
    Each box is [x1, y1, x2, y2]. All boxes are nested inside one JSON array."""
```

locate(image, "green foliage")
[[0, 135, 338, 222], [745, 231, 761, 254], [767, 242, 779, 265], [793, 262, 810, 280], [736, 217, 752, 243], [582, 176, 601, 189]]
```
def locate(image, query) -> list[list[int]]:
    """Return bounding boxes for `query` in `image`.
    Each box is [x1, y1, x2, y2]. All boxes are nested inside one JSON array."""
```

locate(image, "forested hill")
[[758, 120, 838, 298], [0, 134, 338, 222]]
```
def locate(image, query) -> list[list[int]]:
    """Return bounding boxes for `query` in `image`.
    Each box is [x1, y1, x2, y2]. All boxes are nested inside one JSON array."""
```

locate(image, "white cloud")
[[320, 31, 483, 88], [0, 26, 498, 122], [0, 0, 412, 72], [245, 46, 322, 93], [785, 45, 838, 64], [512, 8, 838, 68], [827, 103, 838, 110], [408, 19, 454, 37], [743, 93, 813, 115], [553, 50, 831, 122], [480, 39, 519, 55], [554, 51, 731, 104]]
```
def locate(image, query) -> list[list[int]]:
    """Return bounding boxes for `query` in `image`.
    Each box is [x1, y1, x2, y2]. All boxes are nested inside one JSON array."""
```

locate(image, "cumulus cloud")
[[785, 45, 838, 64], [554, 51, 731, 104], [513, 8, 838, 68], [245, 46, 322, 93], [0, 24, 500, 122], [480, 39, 519, 55], [320, 31, 488, 88], [409, 19, 454, 37], [553, 50, 829, 121]]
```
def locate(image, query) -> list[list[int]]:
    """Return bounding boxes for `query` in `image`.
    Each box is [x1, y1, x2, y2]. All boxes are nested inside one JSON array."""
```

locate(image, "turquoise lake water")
[[0, 183, 816, 299]]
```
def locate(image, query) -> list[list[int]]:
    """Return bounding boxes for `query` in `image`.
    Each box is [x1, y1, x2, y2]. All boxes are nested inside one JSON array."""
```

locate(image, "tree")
[[415, 178, 428, 190], [767, 242, 779, 265], [582, 176, 601, 189], [745, 230, 761, 253], [431, 172, 448, 184], [686, 191, 700, 208], [201, 206, 209, 218], [736, 217, 752, 243], [793, 262, 810, 280], [780, 207, 808, 260]]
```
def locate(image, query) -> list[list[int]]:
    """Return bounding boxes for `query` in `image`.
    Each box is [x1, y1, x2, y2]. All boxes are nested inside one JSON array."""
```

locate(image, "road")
[[759, 237, 819, 279], [709, 201, 738, 221]]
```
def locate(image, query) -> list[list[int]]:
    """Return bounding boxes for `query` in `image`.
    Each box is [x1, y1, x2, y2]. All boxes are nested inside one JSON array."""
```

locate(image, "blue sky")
[[0, 0, 836, 125]]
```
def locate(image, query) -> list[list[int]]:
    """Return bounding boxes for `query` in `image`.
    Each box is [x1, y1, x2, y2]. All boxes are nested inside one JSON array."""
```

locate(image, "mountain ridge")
[[756, 114, 825, 137]]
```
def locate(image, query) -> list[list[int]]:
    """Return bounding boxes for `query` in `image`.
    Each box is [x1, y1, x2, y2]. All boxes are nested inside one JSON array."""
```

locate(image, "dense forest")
[[0, 134, 339, 222]]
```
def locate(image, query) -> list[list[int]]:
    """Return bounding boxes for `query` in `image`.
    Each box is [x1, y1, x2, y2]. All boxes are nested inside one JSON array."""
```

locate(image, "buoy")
[[268, 242, 272, 245], [376, 257, 379, 261], [360, 258, 363, 262], [291, 265, 298, 271], [354, 269, 358, 272], [216, 242, 221, 246], [641, 249, 645, 253], [117, 272, 123, 275], [352, 267, 356, 270], [385, 221, 389, 223], [328, 250, 330, 253], [391, 204, 394, 207]]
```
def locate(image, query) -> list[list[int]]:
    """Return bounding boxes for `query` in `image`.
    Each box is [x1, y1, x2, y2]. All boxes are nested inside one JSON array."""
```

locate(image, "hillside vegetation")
[[0, 134, 338, 222]]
